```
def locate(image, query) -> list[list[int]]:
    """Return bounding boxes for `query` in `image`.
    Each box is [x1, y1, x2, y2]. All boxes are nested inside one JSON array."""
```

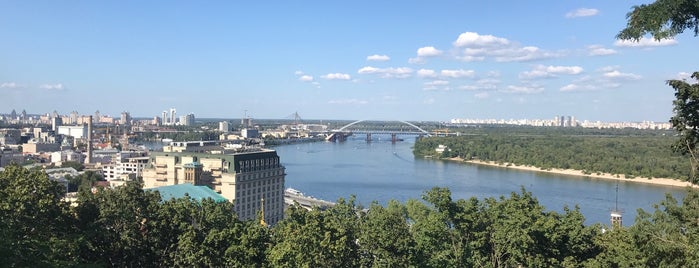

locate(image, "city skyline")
[[2, 1, 698, 122]]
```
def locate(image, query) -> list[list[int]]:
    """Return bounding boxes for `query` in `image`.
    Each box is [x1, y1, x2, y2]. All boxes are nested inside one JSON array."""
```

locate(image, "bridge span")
[[325, 120, 431, 142]]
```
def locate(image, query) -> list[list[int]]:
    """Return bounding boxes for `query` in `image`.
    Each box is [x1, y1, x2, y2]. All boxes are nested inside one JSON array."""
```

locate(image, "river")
[[273, 136, 687, 226]]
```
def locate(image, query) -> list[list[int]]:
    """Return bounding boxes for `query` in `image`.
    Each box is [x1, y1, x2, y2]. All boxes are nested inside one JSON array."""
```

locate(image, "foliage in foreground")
[[1, 164, 699, 267]]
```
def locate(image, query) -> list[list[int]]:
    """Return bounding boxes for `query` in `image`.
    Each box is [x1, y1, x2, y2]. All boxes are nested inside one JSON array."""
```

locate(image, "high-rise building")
[[141, 150, 286, 225], [162, 111, 168, 125], [120, 111, 131, 125], [219, 121, 230, 132], [170, 108, 177, 126]]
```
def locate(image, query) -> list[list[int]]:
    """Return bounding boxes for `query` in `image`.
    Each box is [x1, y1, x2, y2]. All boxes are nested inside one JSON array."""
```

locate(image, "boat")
[[285, 188, 304, 196]]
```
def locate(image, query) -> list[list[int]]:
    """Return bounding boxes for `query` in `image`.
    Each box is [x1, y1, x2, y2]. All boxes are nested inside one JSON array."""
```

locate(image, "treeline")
[[414, 128, 691, 181], [2, 164, 698, 267]]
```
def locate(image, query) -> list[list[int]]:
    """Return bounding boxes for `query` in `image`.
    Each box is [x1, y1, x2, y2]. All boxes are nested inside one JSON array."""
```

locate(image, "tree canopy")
[[617, 0, 699, 41]]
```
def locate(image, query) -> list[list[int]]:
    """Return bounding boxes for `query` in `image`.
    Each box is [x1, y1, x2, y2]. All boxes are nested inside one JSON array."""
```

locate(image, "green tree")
[[618, 1, 699, 183], [669, 73, 699, 183], [73, 180, 163, 266], [617, 0, 699, 41], [358, 200, 415, 267], [629, 189, 699, 267], [0, 164, 77, 266], [268, 198, 361, 267]]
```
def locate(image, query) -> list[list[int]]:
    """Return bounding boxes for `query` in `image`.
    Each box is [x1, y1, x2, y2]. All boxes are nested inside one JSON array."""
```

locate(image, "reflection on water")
[[274, 137, 687, 225]]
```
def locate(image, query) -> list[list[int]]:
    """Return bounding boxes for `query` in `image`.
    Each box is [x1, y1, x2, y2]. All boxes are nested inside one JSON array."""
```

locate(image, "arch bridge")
[[326, 120, 431, 142]]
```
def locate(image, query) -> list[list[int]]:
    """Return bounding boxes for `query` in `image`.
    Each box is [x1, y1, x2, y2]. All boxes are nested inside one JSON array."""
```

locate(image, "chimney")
[[86, 115, 93, 164]]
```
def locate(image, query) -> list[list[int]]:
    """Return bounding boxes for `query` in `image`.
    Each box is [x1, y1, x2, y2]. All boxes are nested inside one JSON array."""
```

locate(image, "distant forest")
[[413, 126, 691, 181]]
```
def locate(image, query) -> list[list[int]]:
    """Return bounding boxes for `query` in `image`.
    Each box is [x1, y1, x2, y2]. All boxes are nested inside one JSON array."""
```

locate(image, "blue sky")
[[1, 1, 697, 122]]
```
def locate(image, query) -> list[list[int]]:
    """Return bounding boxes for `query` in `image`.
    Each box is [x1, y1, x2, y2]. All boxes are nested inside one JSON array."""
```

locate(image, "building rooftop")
[[150, 183, 227, 203]]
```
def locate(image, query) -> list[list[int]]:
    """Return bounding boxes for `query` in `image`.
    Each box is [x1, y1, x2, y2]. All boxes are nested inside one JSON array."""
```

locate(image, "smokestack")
[[86, 115, 93, 164]]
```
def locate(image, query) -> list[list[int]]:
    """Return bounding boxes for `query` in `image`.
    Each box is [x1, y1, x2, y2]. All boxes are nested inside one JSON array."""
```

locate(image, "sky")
[[1, 1, 698, 122]]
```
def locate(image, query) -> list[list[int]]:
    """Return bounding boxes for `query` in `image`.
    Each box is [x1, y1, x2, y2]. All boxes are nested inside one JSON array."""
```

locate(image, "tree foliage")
[[2, 164, 698, 267], [669, 72, 699, 183], [414, 129, 690, 181], [617, 0, 699, 41]]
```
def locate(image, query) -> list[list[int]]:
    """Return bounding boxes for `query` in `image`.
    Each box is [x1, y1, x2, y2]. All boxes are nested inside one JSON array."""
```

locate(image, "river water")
[[274, 136, 687, 226]]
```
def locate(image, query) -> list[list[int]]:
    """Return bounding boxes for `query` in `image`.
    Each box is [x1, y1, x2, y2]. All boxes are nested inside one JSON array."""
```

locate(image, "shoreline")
[[445, 157, 698, 189]]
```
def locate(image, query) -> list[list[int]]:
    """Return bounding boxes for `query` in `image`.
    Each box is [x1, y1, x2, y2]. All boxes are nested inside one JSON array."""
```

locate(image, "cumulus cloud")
[[0, 82, 22, 89], [321, 73, 351, 80], [454, 32, 510, 47], [409, 46, 443, 64], [328, 99, 369, 105], [294, 70, 304, 75], [603, 70, 642, 80], [440, 69, 475, 78], [565, 8, 599, 18], [417, 69, 437, 78], [587, 45, 617, 56], [357, 66, 413, 78], [367, 54, 390, 61], [39, 83, 64, 90], [502, 84, 544, 94], [614, 37, 677, 48], [453, 32, 559, 62], [417, 46, 442, 57], [298, 75, 314, 82], [520, 65, 583, 79]]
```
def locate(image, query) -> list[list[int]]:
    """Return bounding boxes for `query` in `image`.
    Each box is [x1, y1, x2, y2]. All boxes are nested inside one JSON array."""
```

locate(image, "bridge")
[[326, 120, 432, 142]]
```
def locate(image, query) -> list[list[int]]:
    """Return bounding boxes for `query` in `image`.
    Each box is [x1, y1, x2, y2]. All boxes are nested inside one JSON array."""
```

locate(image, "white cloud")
[[560, 84, 597, 92], [603, 70, 642, 80], [312, 82, 321, 88], [321, 73, 351, 80], [423, 80, 450, 91], [367, 54, 390, 61], [417, 69, 437, 78], [294, 70, 304, 75], [587, 45, 617, 56], [0, 82, 22, 89], [502, 85, 544, 94], [409, 46, 443, 64], [455, 55, 485, 62], [474, 92, 490, 99], [453, 32, 510, 47], [520, 65, 583, 79], [298, 75, 314, 82], [328, 98, 368, 105], [440, 69, 475, 78], [417, 46, 442, 57], [460, 78, 500, 91], [565, 8, 599, 18], [425, 80, 449, 86], [614, 37, 677, 48], [408, 57, 426, 64], [39, 83, 63, 90], [453, 32, 560, 62], [357, 66, 413, 78]]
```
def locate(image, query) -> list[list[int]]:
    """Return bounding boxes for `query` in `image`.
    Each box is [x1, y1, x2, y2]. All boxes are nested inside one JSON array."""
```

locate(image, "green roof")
[[151, 183, 227, 203]]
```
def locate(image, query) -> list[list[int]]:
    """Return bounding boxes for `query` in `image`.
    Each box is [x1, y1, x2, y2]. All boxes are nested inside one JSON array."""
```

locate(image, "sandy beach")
[[445, 157, 698, 189]]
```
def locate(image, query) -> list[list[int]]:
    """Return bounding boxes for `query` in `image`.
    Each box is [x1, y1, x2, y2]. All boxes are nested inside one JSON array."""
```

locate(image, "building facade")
[[141, 150, 285, 225]]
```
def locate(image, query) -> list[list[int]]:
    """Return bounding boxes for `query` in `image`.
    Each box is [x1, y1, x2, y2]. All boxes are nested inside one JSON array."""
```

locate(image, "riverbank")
[[446, 157, 698, 189]]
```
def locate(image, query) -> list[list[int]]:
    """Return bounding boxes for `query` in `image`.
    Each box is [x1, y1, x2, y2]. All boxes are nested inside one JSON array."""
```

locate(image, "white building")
[[102, 151, 150, 181], [57, 125, 88, 139], [219, 121, 230, 132]]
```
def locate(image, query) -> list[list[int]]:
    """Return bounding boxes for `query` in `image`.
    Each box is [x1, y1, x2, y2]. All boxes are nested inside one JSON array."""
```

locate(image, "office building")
[[141, 150, 285, 225]]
